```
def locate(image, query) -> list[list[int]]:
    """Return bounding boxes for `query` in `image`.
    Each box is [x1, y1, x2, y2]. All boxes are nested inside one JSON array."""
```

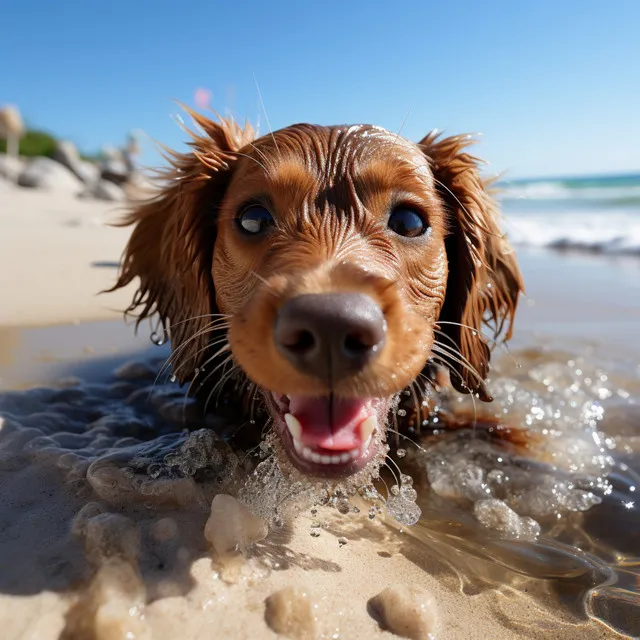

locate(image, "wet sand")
[[1, 187, 639, 639]]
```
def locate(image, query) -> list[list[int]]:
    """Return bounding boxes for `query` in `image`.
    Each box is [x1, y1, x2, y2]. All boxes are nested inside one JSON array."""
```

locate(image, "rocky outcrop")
[[18, 157, 84, 192], [79, 179, 126, 202], [53, 140, 100, 184]]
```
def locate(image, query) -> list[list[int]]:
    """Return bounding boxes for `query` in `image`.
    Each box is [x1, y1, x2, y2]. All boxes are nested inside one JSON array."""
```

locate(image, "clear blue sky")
[[2, 0, 639, 178]]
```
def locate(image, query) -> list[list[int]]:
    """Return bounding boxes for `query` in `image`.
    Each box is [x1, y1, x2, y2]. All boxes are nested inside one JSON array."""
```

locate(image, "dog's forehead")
[[247, 123, 427, 178]]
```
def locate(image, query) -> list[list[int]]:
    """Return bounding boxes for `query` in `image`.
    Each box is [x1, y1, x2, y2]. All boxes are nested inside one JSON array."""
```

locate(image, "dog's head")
[[112, 110, 523, 478]]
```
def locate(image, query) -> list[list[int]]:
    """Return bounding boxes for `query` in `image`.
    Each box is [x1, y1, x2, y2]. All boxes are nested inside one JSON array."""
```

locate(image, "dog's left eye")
[[237, 205, 274, 235], [387, 207, 429, 238]]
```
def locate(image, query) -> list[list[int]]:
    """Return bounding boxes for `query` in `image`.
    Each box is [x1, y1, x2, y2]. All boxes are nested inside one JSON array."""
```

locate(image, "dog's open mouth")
[[270, 393, 385, 477]]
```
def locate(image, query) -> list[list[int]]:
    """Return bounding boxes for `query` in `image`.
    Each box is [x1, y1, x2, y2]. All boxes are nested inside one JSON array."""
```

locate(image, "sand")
[[0, 186, 136, 327], [1, 186, 637, 640]]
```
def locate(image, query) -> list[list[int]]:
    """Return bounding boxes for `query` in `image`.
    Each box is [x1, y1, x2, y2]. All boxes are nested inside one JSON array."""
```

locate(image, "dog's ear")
[[109, 110, 254, 383], [418, 132, 524, 400]]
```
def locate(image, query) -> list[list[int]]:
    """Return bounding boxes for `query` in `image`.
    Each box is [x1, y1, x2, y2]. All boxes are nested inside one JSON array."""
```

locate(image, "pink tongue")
[[288, 396, 371, 451]]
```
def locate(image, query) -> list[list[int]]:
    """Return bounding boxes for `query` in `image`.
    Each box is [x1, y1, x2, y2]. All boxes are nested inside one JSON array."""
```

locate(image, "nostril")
[[282, 329, 316, 354], [343, 331, 374, 355]]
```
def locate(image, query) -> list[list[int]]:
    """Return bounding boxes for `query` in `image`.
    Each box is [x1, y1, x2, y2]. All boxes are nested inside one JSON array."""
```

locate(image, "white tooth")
[[349, 448, 359, 458], [362, 434, 372, 451], [284, 413, 302, 440], [302, 446, 313, 461], [320, 455, 332, 464], [360, 415, 377, 442], [293, 438, 303, 452], [310, 451, 322, 463], [340, 453, 351, 463], [331, 455, 342, 464]]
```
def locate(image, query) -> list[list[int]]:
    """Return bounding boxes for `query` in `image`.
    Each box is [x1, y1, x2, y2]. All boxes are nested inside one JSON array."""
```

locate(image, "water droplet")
[[397, 449, 406, 458], [338, 537, 347, 547], [397, 409, 407, 417], [150, 331, 165, 346], [310, 530, 320, 537]]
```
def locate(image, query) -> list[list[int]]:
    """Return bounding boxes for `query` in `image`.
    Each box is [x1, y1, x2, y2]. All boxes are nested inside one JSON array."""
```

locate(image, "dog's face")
[[113, 112, 523, 479]]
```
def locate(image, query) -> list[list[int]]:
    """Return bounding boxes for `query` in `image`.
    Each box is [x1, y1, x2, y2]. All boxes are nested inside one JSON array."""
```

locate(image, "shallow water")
[[0, 313, 639, 638]]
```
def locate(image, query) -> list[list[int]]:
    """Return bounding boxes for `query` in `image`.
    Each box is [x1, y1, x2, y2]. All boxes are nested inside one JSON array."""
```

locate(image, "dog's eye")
[[387, 207, 429, 238], [237, 205, 274, 235]]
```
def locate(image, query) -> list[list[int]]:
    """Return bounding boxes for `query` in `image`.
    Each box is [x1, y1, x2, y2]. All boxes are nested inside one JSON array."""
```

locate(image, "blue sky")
[[2, 0, 639, 178]]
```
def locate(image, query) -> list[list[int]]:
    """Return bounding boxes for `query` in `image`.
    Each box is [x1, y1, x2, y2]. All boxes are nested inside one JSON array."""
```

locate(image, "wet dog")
[[111, 110, 523, 479]]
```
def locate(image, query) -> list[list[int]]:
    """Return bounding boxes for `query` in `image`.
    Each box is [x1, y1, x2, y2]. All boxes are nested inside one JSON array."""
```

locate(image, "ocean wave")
[[503, 212, 640, 255], [497, 181, 640, 203]]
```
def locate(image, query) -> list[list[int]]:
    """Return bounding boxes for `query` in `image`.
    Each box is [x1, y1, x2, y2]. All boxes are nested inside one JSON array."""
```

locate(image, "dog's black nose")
[[274, 293, 386, 382]]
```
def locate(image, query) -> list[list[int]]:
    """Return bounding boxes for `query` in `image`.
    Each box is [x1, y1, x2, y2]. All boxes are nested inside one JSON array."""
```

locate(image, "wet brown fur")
[[109, 110, 524, 416]]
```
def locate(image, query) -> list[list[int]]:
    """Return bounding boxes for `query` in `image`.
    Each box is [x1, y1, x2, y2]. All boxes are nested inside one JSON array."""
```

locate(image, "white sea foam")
[[502, 210, 640, 255]]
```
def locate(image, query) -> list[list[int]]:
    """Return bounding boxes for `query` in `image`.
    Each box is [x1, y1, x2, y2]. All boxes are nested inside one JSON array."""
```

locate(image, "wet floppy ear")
[[109, 110, 255, 383], [418, 132, 524, 400]]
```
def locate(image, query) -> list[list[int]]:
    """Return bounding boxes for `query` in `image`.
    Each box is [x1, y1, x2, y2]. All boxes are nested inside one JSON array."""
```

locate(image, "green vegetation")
[[0, 129, 58, 158]]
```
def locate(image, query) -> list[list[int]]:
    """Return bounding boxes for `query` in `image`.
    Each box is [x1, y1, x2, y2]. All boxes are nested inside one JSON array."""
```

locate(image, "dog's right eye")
[[236, 205, 274, 235]]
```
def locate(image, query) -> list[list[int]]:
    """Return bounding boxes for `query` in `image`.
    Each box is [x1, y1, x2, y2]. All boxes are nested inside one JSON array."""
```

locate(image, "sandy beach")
[[0, 187, 136, 328], [0, 185, 638, 639]]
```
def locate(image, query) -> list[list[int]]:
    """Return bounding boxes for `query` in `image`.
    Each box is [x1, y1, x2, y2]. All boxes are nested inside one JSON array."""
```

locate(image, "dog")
[[111, 108, 523, 480]]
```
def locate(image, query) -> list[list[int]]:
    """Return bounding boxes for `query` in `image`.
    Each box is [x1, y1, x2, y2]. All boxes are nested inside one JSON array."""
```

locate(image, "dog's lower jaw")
[[267, 393, 391, 479]]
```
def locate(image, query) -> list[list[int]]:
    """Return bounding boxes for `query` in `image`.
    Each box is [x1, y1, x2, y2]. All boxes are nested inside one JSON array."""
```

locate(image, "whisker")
[[250, 270, 271, 287], [253, 74, 281, 159], [249, 142, 271, 167], [430, 355, 478, 432], [169, 334, 229, 382], [205, 360, 242, 412], [156, 321, 228, 384], [164, 324, 228, 369], [378, 470, 392, 500], [170, 313, 232, 329], [432, 342, 484, 386], [233, 150, 269, 174], [386, 454, 404, 485], [202, 356, 236, 415], [195, 343, 233, 391], [436, 320, 521, 366], [393, 104, 413, 145], [385, 427, 429, 455], [408, 380, 423, 434], [431, 175, 494, 238]]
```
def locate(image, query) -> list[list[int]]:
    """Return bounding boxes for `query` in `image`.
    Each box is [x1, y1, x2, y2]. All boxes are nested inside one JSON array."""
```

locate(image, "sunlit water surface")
[[0, 320, 638, 639]]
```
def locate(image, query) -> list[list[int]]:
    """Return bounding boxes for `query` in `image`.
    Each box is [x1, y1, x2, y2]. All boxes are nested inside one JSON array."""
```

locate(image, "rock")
[[52, 140, 100, 184], [265, 587, 317, 639], [91, 179, 125, 202], [0, 153, 24, 181], [204, 494, 269, 556], [18, 156, 83, 192], [77, 160, 100, 184], [101, 159, 130, 185], [369, 584, 438, 640]]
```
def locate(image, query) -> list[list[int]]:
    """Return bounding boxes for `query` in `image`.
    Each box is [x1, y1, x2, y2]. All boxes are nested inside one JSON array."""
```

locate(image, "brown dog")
[[111, 109, 523, 479]]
